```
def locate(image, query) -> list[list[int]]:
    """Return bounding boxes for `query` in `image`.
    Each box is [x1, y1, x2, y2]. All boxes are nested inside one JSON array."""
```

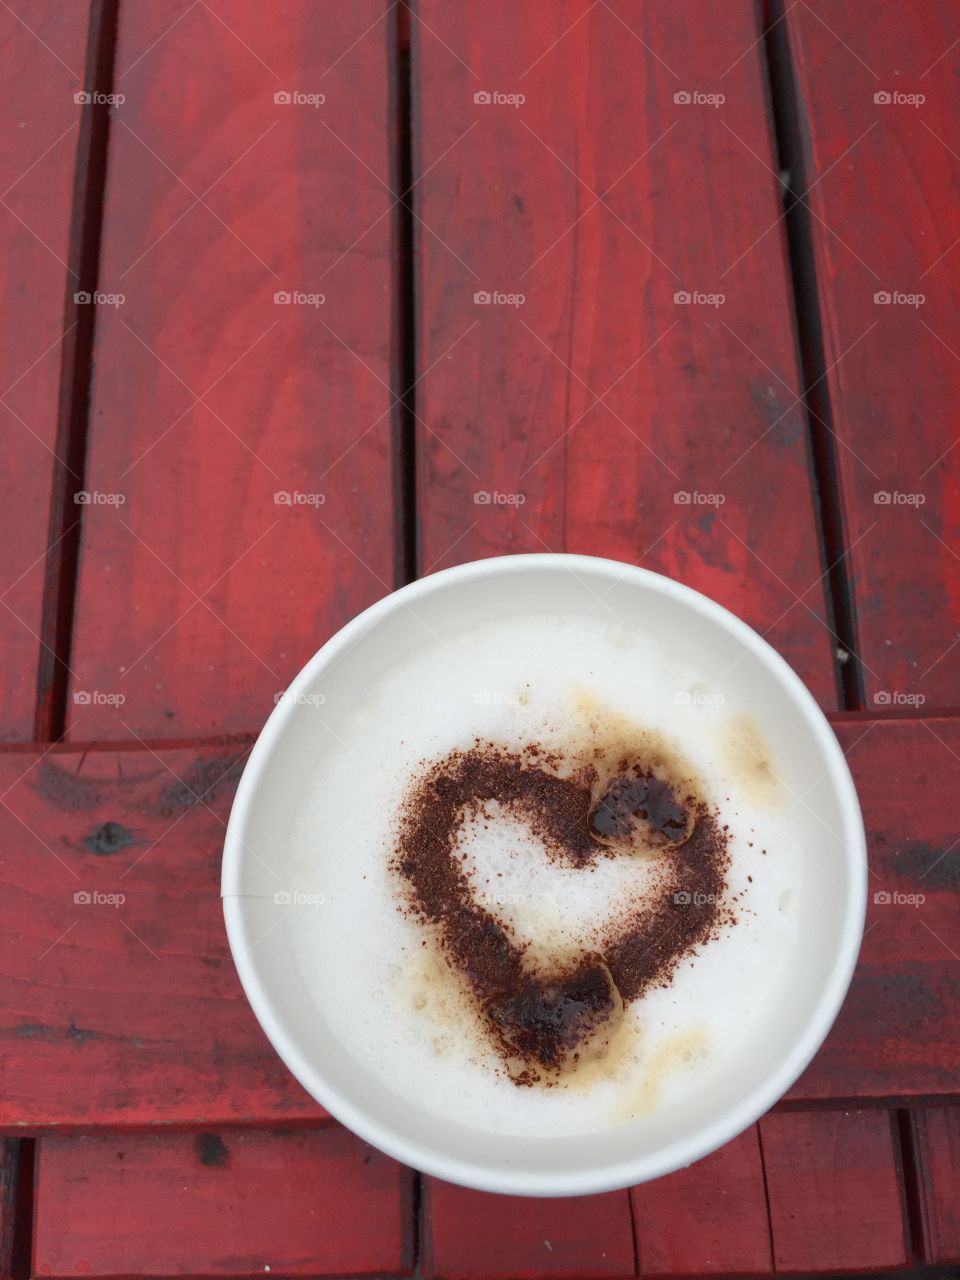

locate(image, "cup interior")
[[223, 554, 865, 1195]]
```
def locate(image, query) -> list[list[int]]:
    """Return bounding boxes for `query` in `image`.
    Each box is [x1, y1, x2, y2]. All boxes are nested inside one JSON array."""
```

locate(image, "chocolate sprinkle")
[[392, 741, 731, 1084]]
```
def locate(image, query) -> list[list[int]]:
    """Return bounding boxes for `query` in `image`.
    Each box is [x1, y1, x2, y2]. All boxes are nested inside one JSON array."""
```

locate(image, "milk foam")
[[285, 613, 802, 1136]]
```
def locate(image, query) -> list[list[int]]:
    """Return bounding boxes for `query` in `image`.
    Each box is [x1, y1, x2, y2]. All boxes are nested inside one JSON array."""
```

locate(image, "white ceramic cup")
[[222, 554, 866, 1196]]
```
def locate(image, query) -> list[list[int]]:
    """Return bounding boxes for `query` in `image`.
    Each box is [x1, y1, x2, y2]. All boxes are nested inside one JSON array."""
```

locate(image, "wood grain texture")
[[912, 1106, 960, 1263], [787, 716, 960, 1102], [34, 1127, 413, 1277], [784, 0, 960, 706], [0, 742, 320, 1128], [630, 1128, 771, 1275], [0, 3, 90, 739], [422, 1177, 635, 1280], [413, 0, 837, 708], [760, 1109, 909, 1271], [0, 717, 954, 1128], [66, 0, 398, 739]]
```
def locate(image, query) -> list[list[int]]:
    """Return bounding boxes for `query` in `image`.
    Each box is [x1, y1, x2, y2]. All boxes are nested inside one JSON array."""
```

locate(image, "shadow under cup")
[[222, 554, 866, 1196]]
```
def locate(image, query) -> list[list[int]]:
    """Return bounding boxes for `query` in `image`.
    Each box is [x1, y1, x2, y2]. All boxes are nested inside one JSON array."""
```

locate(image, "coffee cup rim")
[[223, 553, 867, 1195]]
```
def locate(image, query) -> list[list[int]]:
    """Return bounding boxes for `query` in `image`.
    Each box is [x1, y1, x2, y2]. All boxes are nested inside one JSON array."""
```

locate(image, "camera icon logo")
[[74, 491, 91, 505], [874, 690, 891, 704], [674, 491, 692, 505], [74, 291, 92, 304], [273, 890, 292, 905], [274, 290, 291, 304], [873, 890, 891, 904], [874, 91, 891, 105], [73, 690, 92, 704], [474, 291, 491, 304], [74, 91, 91, 105], [874, 290, 891, 304], [474, 491, 492, 504], [674, 91, 692, 105], [274, 91, 292, 105], [74, 890, 92, 904], [873, 492, 891, 505], [674, 290, 691, 304], [474, 91, 491, 105], [672, 891, 692, 904]]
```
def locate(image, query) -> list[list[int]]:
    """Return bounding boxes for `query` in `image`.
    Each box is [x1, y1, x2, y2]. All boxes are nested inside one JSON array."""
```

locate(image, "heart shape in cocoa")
[[392, 735, 732, 1085]]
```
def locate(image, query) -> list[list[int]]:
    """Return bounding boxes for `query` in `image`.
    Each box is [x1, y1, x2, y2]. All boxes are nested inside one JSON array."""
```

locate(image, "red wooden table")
[[1, 1, 958, 1276]]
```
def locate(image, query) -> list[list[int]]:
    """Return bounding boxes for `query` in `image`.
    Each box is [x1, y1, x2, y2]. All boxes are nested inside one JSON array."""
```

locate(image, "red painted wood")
[[66, 0, 398, 739], [0, 3, 90, 739], [630, 1128, 771, 1275], [0, 742, 321, 1128], [785, 1, 960, 707], [0, 1141, 15, 1280], [787, 716, 960, 1101], [422, 1177, 634, 1280], [912, 1106, 960, 1263], [0, 716, 954, 1128], [761, 1109, 908, 1271], [414, 0, 837, 708], [34, 1127, 413, 1277]]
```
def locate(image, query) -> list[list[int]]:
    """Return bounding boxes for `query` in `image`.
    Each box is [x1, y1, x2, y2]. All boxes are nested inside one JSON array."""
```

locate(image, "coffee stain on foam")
[[613, 1026, 711, 1122], [719, 712, 782, 809]]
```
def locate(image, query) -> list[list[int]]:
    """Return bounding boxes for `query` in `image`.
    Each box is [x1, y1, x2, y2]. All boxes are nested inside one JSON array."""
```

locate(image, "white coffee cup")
[[222, 554, 866, 1196]]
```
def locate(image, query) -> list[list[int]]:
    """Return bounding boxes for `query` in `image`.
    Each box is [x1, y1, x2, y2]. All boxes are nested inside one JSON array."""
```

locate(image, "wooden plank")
[[760, 1109, 908, 1271], [0, 1141, 15, 1280], [66, 0, 398, 738], [422, 1177, 635, 1280], [912, 1106, 960, 1263], [784, 0, 960, 707], [787, 716, 960, 1102], [34, 1127, 413, 1277], [0, 717, 955, 1129], [0, 3, 91, 739], [413, 0, 837, 708], [0, 742, 321, 1128], [629, 1128, 771, 1275]]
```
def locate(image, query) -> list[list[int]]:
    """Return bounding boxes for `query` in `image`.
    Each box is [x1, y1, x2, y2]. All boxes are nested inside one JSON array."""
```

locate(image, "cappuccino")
[[286, 612, 801, 1136]]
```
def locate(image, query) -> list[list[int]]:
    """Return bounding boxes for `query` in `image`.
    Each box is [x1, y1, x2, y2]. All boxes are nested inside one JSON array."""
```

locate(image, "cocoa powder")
[[392, 741, 731, 1084]]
